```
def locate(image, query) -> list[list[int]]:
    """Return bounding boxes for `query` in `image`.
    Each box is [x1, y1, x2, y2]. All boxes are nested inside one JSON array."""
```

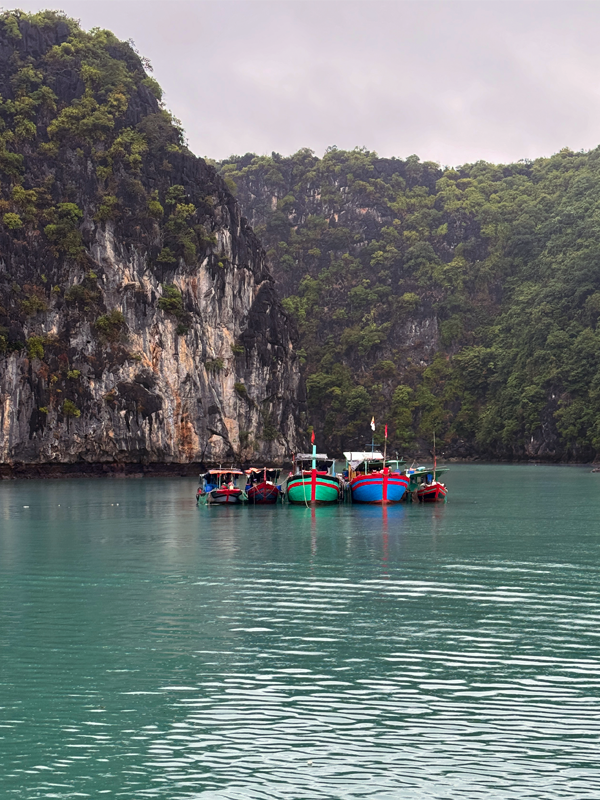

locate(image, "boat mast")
[[310, 430, 317, 504], [383, 424, 387, 467], [433, 431, 436, 482]]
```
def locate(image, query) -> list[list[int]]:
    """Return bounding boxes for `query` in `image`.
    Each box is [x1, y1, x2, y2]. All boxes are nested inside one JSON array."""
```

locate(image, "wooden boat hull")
[[247, 482, 280, 504], [286, 472, 342, 505], [350, 471, 409, 504], [417, 482, 447, 503]]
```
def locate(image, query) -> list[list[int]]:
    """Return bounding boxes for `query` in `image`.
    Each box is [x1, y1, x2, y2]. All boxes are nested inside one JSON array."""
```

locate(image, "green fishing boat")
[[285, 441, 343, 505]]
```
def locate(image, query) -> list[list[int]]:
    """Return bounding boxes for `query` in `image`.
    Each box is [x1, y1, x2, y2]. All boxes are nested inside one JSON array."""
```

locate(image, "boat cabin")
[[245, 467, 281, 487], [293, 453, 337, 476], [343, 451, 405, 480], [405, 465, 449, 493]]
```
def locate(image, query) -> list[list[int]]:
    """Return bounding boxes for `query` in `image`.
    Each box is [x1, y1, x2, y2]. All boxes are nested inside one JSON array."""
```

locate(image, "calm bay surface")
[[1, 464, 600, 799]]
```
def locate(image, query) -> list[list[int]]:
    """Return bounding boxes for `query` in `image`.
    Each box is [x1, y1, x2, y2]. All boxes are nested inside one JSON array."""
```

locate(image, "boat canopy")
[[344, 451, 384, 469], [208, 469, 244, 475], [245, 467, 280, 475], [406, 466, 449, 476], [295, 453, 329, 460], [343, 451, 384, 462]]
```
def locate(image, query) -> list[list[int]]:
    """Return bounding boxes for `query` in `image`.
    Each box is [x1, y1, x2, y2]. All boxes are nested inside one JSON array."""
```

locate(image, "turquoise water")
[[1, 465, 600, 799]]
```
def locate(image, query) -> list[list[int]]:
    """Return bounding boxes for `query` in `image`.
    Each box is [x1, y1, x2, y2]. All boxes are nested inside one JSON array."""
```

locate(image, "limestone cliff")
[[0, 12, 304, 471]]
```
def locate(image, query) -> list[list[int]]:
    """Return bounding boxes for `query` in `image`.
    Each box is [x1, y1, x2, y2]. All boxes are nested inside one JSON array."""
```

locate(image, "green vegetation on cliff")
[[219, 146, 600, 460], [0, 11, 303, 465], [0, 9, 202, 426]]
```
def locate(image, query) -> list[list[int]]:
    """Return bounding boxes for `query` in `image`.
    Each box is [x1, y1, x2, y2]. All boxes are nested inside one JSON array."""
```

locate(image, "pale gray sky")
[[8, 0, 600, 165]]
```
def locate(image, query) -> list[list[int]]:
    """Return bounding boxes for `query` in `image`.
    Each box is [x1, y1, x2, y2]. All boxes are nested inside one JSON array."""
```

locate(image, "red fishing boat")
[[416, 480, 448, 503], [196, 469, 246, 504], [409, 434, 449, 503], [245, 468, 281, 505]]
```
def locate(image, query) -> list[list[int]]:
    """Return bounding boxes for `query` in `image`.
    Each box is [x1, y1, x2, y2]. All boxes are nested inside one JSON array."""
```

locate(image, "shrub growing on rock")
[[44, 203, 84, 258], [95, 309, 125, 342], [205, 358, 224, 373], [62, 399, 81, 417], [26, 335, 44, 360], [20, 293, 48, 316], [157, 284, 183, 316], [64, 272, 101, 307], [3, 212, 22, 229]]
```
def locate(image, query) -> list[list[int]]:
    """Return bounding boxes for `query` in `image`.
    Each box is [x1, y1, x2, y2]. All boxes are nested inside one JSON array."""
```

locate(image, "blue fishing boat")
[[345, 451, 408, 504]]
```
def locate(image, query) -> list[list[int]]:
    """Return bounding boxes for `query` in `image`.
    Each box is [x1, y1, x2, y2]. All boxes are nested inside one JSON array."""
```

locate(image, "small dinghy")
[[416, 480, 448, 503], [406, 433, 449, 503], [405, 466, 449, 503]]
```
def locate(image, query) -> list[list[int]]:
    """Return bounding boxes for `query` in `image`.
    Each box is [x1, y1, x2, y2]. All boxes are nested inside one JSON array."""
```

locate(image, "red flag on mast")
[[385, 424, 388, 438], [311, 430, 315, 444]]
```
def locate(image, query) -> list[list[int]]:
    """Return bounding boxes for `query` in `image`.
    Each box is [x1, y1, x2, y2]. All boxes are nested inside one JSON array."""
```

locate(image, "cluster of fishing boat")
[[196, 442, 448, 507]]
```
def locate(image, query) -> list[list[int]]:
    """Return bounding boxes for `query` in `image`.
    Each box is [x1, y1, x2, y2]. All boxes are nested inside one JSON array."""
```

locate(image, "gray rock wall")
[[0, 213, 303, 467]]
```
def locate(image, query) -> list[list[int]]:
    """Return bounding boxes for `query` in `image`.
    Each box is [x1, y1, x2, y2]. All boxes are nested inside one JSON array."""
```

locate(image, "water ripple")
[[2, 467, 600, 797]]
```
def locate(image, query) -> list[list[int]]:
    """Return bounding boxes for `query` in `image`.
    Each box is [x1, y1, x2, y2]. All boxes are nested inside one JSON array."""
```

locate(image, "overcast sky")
[[9, 0, 600, 166]]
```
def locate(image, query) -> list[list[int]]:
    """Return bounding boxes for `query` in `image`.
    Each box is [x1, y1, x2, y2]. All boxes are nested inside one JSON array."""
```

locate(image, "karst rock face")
[[0, 13, 304, 471]]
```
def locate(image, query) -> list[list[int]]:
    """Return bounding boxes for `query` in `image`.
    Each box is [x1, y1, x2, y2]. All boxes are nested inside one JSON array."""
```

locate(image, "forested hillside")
[[218, 147, 600, 461]]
